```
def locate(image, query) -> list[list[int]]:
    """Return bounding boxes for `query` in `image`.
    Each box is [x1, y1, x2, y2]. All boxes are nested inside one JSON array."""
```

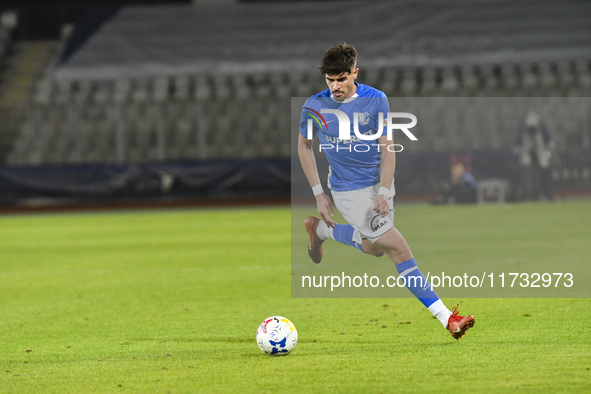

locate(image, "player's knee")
[[379, 240, 407, 254], [362, 244, 385, 257], [380, 244, 412, 262], [370, 249, 385, 257]]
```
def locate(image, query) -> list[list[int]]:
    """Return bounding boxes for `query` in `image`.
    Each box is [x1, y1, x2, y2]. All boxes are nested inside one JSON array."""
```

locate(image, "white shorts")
[[331, 182, 395, 243]]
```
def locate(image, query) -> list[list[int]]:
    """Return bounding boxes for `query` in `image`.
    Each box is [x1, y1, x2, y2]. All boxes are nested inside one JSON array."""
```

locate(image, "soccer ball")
[[256, 316, 298, 356]]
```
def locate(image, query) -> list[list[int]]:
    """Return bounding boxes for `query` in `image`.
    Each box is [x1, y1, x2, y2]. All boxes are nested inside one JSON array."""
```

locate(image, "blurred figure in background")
[[437, 163, 478, 204], [513, 109, 556, 201]]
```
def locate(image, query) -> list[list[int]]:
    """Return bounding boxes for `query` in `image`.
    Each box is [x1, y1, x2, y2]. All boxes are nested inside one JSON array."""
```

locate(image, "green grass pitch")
[[1, 201, 590, 393]]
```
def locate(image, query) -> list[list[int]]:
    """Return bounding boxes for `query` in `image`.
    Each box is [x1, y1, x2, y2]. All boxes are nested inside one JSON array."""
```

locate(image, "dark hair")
[[319, 44, 357, 75]]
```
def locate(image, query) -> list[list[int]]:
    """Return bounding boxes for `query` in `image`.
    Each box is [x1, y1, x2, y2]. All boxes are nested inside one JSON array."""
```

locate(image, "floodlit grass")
[[0, 202, 590, 393]]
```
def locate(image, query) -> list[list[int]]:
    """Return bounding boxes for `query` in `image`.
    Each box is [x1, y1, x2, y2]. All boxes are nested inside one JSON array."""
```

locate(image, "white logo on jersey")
[[359, 112, 370, 125]]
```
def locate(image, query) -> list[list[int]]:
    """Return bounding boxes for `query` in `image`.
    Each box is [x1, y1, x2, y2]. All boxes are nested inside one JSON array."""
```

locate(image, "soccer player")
[[298, 44, 475, 340]]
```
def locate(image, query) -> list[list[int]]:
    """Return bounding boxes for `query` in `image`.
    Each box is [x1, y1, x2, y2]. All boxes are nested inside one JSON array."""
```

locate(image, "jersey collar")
[[331, 82, 359, 103]]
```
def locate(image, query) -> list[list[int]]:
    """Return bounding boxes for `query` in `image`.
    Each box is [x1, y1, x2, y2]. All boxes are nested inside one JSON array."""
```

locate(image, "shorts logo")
[[358, 112, 370, 125], [370, 215, 388, 232]]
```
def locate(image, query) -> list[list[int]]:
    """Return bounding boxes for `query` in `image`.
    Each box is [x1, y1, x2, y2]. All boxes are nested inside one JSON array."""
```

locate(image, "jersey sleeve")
[[378, 92, 390, 115], [376, 94, 390, 135]]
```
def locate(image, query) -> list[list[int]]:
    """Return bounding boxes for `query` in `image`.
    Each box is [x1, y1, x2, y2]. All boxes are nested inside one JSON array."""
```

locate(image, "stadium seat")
[[153, 76, 170, 102], [132, 79, 150, 102], [441, 67, 459, 94], [500, 64, 520, 93], [400, 67, 417, 96], [194, 75, 211, 101], [460, 66, 479, 94], [54, 79, 73, 104], [173, 75, 191, 101], [92, 81, 113, 104], [113, 79, 131, 103]]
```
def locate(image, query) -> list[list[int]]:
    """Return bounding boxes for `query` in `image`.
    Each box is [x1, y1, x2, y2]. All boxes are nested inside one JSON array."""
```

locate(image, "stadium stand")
[[0, 1, 590, 203]]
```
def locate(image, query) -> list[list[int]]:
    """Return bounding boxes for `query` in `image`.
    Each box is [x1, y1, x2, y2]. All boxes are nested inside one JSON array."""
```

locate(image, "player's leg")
[[303, 217, 365, 264], [320, 222, 386, 257], [327, 184, 393, 257], [303, 185, 381, 263], [360, 239, 385, 257], [374, 229, 475, 340], [316, 221, 385, 257], [304, 217, 388, 262], [316, 219, 365, 253]]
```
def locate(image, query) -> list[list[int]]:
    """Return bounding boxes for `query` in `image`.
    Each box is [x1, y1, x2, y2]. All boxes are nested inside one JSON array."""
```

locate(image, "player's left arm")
[[374, 134, 396, 217]]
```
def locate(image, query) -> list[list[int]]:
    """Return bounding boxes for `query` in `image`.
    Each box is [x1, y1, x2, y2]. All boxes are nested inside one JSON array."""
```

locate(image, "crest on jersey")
[[358, 112, 370, 125]]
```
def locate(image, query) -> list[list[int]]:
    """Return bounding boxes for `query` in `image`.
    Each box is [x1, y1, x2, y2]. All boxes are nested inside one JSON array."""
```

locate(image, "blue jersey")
[[299, 83, 390, 192]]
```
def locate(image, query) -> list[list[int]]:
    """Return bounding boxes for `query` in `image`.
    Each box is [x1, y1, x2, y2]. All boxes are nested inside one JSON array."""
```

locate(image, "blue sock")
[[395, 258, 439, 308], [333, 224, 365, 253]]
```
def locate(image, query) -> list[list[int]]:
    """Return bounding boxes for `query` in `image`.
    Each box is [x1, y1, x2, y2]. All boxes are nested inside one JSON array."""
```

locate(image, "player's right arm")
[[297, 134, 336, 228]]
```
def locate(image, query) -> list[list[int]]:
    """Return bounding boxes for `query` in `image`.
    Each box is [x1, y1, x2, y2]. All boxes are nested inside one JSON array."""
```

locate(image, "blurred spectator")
[[513, 109, 556, 201], [436, 163, 478, 204]]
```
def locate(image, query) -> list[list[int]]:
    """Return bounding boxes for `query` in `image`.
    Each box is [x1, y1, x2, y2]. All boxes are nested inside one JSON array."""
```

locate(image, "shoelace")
[[449, 304, 461, 323]]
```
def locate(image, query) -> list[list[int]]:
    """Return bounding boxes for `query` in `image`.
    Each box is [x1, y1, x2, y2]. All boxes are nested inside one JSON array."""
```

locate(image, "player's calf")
[[361, 240, 385, 257]]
